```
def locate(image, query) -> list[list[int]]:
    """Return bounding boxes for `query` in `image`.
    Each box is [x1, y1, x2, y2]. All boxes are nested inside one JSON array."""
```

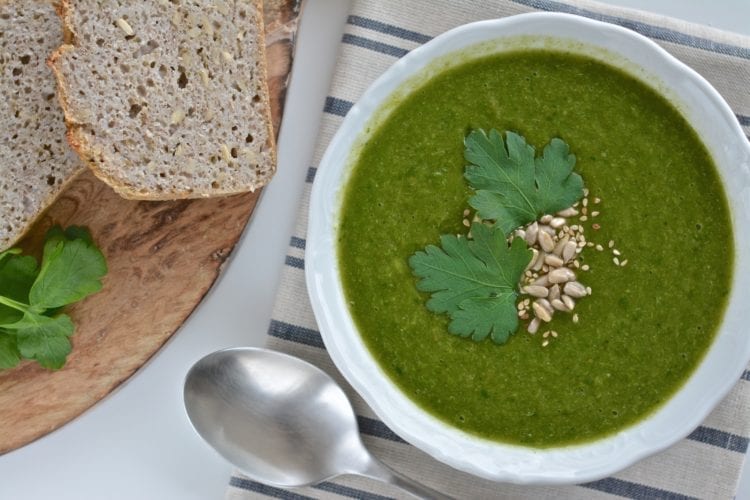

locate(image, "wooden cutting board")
[[0, 0, 301, 455]]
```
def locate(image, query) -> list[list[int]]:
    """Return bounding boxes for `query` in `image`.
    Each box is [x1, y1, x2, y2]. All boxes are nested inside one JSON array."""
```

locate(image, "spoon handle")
[[357, 455, 454, 500]]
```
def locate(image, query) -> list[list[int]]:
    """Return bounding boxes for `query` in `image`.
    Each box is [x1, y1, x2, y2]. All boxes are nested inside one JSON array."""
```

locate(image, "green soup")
[[337, 50, 733, 447]]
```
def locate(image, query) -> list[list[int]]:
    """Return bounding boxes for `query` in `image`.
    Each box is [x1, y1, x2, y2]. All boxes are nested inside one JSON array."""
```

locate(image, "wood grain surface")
[[0, 0, 301, 455]]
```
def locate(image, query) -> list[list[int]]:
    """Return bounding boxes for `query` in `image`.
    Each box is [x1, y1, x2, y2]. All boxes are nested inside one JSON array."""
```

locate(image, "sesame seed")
[[543, 331, 550, 338], [551, 331, 558, 338], [608, 240, 615, 248], [596, 244, 604, 251], [613, 249, 621, 256], [613, 257, 620, 266], [462, 219, 470, 227], [579, 215, 588, 222], [594, 197, 601, 204], [586, 286, 592, 295], [463, 209, 470, 217], [586, 242, 595, 247], [582, 198, 588, 207], [542, 340, 550, 347], [592, 223, 601, 230], [591, 211, 600, 217], [573, 313, 579, 323], [620, 259, 629, 267], [583, 188, 589, 196]]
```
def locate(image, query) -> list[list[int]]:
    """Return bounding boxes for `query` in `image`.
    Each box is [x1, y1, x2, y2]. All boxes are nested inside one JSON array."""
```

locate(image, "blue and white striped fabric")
[[227, 0, 750, 498]]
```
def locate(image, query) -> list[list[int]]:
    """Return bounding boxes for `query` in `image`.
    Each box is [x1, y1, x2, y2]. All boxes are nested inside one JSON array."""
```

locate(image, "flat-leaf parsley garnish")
[[410, 129, 587, 345], [464, 129, 584, 236], [0, 226, 107, 370], [409, 223, 532, 343]]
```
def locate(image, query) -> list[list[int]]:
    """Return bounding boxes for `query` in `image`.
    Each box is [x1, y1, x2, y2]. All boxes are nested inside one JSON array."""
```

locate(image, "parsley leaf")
[[409, 223, 532, 343], [10, 313, 74, 370], [0, 226, 106, 370], [0, 331, 21, 369], [464, 129, 584, 236], [30, 227, 107, 310]]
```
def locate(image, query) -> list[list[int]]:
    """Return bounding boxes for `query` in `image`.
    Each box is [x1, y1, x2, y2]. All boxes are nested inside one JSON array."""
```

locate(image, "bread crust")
[[0, 0, 85, 251], [49, 0, 277, 201]]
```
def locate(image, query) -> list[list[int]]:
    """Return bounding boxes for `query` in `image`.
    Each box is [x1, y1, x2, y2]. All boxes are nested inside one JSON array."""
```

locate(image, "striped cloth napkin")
[[227, 0, 750, 498]]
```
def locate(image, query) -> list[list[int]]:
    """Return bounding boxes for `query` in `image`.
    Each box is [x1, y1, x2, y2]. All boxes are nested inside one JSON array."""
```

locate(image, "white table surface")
[[1, 1, 748, 499]]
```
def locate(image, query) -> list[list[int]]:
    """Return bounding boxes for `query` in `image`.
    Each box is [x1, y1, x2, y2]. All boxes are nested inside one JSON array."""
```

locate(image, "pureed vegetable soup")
[[337, 50, 733, 447]]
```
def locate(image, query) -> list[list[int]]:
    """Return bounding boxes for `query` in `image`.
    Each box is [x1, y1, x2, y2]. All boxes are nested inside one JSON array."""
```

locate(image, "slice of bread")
[[0, 0, 84, 252], [50, 0, 276, 200]]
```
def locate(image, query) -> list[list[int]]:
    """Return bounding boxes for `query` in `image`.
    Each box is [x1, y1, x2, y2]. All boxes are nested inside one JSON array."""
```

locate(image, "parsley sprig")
[[465, 129, 583, 236], [409, 129, 584, 344], [409, 223, 531, 343], [0, 227, 107, 369]]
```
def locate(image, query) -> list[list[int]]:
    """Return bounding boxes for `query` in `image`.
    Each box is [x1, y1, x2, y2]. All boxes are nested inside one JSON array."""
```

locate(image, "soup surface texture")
[[337, 50, 733, 447]]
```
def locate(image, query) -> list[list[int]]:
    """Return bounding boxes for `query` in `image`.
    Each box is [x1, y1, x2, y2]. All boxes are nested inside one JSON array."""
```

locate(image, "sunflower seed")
[[523, 285, 549, 298], [550, 217, 566, 229], [563, 241, 578, 262], [532, 275, 550, 287], [528, 317, 540, 334], [540, 214, 553, 224], [563, 281, 587, 298], [548, 267, 576, 284], [554, 235, 570, 256], [525, 222, 539, 245], [532, 251, 545, 271], [557, 207, 579, 217], [544, 254, 564, 268], [533, 301, 553, 322], [538, 231, 555, 252], [525, 248, 539, 271], [562, 294, 576, 311], [539, 224, 556, 237], [548, 284, 561, 302], [551, 298, 569, 312]]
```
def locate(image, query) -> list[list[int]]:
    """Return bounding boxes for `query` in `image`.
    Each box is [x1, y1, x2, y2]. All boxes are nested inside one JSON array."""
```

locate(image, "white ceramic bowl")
[[305, 12, 750, 484]]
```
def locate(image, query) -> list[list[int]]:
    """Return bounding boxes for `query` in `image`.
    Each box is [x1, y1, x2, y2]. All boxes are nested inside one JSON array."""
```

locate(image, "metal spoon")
[[183, 347, 451, 499]]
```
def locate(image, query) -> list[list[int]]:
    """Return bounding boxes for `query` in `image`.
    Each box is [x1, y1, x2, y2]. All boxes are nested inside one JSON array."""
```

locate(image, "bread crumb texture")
[[0, 0, 84, 251], [52, 0, 276, 199]]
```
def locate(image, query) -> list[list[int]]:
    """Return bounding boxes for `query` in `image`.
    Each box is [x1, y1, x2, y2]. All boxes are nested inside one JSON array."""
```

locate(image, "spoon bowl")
[[183, 347, 450, 499]]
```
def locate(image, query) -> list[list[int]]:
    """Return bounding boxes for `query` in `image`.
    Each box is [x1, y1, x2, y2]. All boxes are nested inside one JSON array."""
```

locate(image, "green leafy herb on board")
[[0, 227, 107, 370], [409, 223, 532, 343], [464, 129, 584, 236]]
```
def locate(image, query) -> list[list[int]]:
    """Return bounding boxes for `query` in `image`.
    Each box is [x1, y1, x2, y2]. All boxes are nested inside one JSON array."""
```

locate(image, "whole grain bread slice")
[[49, 0, 276, 200], [0, 0, 85, 252]]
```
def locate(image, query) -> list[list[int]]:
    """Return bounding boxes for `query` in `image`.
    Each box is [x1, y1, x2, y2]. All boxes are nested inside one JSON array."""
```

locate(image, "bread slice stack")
[[50, 0, 276, 200], [0, 0, 85, 251]]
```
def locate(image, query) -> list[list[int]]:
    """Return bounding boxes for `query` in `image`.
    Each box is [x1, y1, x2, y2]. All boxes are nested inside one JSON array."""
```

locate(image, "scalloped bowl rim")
[[305, 12, 750, 484]]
